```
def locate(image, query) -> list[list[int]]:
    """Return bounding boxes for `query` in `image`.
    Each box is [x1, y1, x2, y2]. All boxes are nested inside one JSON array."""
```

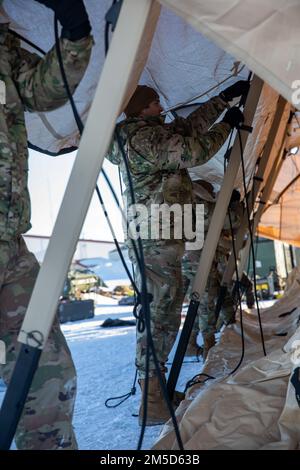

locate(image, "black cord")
[[95, 186, 138, 292], [53, 15, 141, 297], [11, 18, 139, 301], [184, 373, 215, 393], [9, 29, 46, 55], [115, 128, 184, 450], [54, 15, 84, 134], [105, 370, 138, 408], [223, 137, 246, 374], [227, 207, 246, 375], [105, 7, 183, 449], [54, 14, 146, 415], [237, 129, 267, 356]]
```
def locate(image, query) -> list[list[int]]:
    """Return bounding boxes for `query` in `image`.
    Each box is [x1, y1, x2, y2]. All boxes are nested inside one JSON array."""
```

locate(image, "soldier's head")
[[124, 85, 163, 118], [197, 180, 214, 194]]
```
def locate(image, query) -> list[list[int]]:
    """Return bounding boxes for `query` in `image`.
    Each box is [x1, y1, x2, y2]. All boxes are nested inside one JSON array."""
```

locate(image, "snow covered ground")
[[0, 296, 276, 450], [0, 295, 203, 450]]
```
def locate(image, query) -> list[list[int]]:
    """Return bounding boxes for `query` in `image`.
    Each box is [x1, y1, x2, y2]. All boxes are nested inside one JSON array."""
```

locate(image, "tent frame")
[[167, 75, 263, 398], [221, 96, 289, 288], [239, 137, 290, 276], [0, 0, 293, 448]]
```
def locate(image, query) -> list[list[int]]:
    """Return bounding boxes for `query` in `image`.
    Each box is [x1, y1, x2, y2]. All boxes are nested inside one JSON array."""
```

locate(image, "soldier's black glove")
[[222, 107, 244, 129], [229, 189, 241, 205], [219, 80, 250, 103], [35, 0, 91, 41]]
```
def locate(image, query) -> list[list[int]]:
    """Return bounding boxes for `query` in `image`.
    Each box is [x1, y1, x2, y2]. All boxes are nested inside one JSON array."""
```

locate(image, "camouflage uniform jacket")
[[0, 23, 93, 240], [107, 96, 230, 242]]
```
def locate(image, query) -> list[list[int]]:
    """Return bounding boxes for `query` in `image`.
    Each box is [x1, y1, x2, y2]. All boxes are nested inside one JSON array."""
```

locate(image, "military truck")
[[62, 264, 107, 301], [58, 264, 107, 324]]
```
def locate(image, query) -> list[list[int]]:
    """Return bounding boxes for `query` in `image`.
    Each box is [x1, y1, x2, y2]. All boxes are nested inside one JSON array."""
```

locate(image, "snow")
[[0, 296, 203, 450]]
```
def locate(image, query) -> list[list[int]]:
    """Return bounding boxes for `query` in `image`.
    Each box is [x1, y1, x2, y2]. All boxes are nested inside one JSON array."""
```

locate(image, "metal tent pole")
[[221, 96, 289, 289], [167, 75, 264, 399], [239, 142, 288, 276]]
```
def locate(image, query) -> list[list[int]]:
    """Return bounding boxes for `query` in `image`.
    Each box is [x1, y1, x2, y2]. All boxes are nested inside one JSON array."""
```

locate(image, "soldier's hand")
[[35, 0, 91, 41], [219, 80, 250, 103], [229, 189, 241, 208], [222, 107, 244, 129]]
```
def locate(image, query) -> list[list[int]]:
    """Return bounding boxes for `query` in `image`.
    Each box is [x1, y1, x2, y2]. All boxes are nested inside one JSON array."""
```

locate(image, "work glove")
[[219, 80, 250, 103], [222, 107, 244, 129], [35, 0, 91, 41], [229, 189, 241, 206]]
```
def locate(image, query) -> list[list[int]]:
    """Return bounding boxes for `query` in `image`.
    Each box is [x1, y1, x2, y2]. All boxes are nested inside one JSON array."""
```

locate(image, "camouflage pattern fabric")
[[129, 240, 185, 379], [107, 97, 230, 377], [0, 23, 93, 449], [107, 96, 230, 242], [0, 23, 93, 240], [0, 238, 77, 449]]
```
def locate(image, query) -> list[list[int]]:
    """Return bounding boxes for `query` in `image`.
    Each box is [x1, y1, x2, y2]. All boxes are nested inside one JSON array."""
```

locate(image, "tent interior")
[[3, 0, 300, 450]]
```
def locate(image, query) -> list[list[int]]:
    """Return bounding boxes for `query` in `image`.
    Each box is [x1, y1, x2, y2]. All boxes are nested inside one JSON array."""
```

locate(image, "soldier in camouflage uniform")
[[182, 183, 242, 359], [0, 0, 92, 449], [107, 82, 248, 425]]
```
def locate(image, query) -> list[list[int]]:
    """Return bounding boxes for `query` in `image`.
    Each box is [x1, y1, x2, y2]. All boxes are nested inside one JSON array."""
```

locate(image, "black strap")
[[291, 367, 300, 407]]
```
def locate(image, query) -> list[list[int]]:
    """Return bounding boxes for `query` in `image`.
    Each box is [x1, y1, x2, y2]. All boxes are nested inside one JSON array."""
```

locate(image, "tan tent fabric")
[[159, 0, 300, 109], [258, 150, 300, 246], [153, 269, 300, 450], [189, 84, 284, 192]]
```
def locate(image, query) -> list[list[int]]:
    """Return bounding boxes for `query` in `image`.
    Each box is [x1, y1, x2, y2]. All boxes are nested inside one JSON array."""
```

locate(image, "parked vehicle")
[[118, 296, 135, 306]]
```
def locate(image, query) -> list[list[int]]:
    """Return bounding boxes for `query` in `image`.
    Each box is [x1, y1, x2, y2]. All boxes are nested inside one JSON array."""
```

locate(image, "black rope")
[[53, 14, 141, 297], [115, 128, 184, 450], [184, 373, 215, 393], [105, 370, 138, 408], [9, 29, 46, 55], [227, 206, 246, 375], [223, 135, 246, 374], [105, 6, 183, 450], [95, 186, 138, 292], [53, 13, 147, 417], [237, 129, 267, 356]]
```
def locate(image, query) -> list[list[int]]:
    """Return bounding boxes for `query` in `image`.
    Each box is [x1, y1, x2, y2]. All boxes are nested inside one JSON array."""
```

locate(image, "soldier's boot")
[[138, 376, 171, 426], [185, 331, 203, 357], [202, 333, 216, 361], [246, 289, 255, 309]]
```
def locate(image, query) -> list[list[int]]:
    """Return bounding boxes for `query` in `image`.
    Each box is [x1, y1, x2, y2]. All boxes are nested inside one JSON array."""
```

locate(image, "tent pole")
[[0, 0, 160, 450], [239, 143, 288, 275], [167, 75, 263, 399], [221, 96, 289, 288]]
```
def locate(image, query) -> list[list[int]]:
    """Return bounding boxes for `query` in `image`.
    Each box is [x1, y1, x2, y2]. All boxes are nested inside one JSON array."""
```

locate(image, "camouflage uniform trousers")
[[182, 248, 235, 337], [0, 237, 77, 450], [129, 240, 185, 379]]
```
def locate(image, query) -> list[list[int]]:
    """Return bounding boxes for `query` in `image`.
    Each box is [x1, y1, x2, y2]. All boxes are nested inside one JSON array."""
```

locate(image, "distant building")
[[24, 234, 118, 263], [24, 235, 130, 288]]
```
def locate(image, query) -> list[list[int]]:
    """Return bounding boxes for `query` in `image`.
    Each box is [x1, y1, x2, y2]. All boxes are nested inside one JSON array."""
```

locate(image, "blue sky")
[[28, 149, 124, 242]]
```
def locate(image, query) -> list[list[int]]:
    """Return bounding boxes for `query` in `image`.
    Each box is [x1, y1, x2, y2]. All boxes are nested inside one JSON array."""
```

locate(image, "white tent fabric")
[[3, 0, 247, 154], [160, 0, 300, 110], [3, 0, 300, 451], [3, 1, 290, 193], [153, 272, 300, 450]]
